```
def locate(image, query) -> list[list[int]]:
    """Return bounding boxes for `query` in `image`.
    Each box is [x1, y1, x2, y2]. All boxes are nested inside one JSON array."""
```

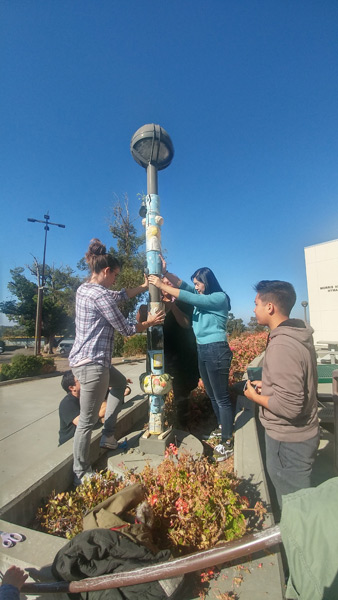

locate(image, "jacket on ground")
[[52, 528, 176, 600]]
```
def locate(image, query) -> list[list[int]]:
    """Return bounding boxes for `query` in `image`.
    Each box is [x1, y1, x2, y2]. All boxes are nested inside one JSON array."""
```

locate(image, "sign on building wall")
[[304, 239, 338, 344]]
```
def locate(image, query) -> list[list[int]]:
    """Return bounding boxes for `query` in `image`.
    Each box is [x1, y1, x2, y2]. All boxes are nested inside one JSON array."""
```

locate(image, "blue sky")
[[1, 0, 338, 326]]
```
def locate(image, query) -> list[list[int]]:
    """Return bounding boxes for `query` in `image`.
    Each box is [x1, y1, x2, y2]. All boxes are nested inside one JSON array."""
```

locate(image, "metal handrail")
[[22, 526, 281, 594]]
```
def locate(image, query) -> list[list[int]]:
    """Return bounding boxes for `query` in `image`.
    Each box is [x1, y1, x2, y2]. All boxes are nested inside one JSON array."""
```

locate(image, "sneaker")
[[73, 470, 95, 487], [213, 439, 234, 462], [202, 427, 222, 441], [100, 435, 118, 450], [124, 385, 131, 398]]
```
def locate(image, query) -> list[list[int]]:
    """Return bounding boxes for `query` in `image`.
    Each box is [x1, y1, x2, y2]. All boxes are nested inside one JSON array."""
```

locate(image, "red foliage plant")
[[228, 332, 267, 385], [37, 448, 259, 556]]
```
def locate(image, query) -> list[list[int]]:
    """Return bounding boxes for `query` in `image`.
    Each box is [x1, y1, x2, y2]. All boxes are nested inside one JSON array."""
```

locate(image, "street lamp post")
[[301, 300, 308, 324], [131, 124, 174, 436], [28, 213, 65, 355]]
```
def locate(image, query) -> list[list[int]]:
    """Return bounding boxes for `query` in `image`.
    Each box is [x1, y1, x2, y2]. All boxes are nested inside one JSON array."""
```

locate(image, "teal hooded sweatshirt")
[[178, 281, 229, 345]]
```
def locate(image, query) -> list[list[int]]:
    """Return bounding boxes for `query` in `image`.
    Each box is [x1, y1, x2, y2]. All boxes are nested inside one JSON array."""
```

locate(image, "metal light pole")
[[301, 300, 308, 324], [131, 124, 174, 436], [28, 213, 65, 355]]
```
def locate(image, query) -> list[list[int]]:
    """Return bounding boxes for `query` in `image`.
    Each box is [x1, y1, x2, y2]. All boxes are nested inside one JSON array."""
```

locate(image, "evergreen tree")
[[107, 195, 147, 357], [0, 264, 82, 351], [246, 316, 267, 333], [109, 194, 146, 318], [227, 312, 246, 337]]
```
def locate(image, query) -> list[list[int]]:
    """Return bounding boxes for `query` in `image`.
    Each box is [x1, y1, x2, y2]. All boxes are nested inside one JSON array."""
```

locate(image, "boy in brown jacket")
[[244, 280, 319, 509]]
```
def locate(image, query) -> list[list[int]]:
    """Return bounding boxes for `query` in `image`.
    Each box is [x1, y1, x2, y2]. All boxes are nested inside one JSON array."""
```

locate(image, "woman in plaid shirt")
[[69, 239, 164, 486]]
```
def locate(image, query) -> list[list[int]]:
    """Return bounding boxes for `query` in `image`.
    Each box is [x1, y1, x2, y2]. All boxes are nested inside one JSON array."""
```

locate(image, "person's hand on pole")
[[149, 275, 180, 299], [147, 309, 165, 326], [158, 257, 182, 288], [148, 275, 163, 289], [125, 275, 148, 298], [135, 307, 165, 333], [142, 274, 149, 290]]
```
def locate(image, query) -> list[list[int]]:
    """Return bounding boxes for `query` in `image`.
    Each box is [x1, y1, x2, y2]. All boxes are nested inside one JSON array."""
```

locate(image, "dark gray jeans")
[[265, 430, 320, 509], [197, 341, 233, 441], [72, 363, 126, 479]]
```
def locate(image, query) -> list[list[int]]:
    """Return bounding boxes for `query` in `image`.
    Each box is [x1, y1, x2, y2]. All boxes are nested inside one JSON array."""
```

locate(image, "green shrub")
[[112, 332, 124, 357], [112, 333, 148, 358], [0, 364, 12, 381], [0, 355, 55, 381], [123, 334, 147, 357]]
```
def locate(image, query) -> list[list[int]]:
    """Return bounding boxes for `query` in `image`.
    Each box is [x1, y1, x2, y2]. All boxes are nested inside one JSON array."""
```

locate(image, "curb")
[[0, 371, 62, 386], [0, 396, 149, 525], [0, 356, 147, 386]]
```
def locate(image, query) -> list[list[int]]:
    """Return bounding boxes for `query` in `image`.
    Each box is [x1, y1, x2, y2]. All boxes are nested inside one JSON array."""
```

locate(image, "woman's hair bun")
[[88, 238, 106, 256], [85, 237, 120, 273]]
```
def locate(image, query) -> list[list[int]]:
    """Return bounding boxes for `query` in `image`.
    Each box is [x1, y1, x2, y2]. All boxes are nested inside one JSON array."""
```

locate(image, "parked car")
[[57, 339, 75, 356]]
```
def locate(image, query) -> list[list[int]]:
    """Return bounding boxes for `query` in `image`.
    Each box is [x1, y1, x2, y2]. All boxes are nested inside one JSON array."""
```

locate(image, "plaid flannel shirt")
[[69, 283, 136, 368]]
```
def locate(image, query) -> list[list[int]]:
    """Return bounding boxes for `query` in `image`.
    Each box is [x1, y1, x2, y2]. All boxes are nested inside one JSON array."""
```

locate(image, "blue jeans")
[[72, 363, 126, 479], [197, 341, 233, 441], [265, 431, 320, 509]]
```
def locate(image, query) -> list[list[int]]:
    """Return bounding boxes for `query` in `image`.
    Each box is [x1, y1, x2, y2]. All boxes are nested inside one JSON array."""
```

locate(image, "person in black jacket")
[[137, 276, 199, 430], [58, 371, 107, 446]]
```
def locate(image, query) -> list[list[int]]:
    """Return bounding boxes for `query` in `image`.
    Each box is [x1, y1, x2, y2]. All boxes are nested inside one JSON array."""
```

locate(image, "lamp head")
[[131, 124, 174, 171]]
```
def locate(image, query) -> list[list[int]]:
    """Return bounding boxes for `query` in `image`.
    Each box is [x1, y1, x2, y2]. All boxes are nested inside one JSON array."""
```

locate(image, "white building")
[[304, 239, 338, 345]]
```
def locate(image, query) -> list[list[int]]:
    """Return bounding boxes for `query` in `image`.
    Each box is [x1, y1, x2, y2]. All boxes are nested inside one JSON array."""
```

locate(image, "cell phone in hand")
[[243, 380, 257, 392]]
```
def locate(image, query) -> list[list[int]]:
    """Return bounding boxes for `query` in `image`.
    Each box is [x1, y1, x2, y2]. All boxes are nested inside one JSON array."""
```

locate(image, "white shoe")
[[73, 470, 95, 487]]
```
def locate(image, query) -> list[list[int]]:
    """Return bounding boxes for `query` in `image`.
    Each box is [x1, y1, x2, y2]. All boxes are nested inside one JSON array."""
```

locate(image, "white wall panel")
[[304, 239, 338, 344]]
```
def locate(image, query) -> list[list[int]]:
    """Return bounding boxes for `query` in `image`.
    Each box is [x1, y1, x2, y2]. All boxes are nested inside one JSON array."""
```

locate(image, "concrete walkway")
[[0, 358, 147, 511], [0, 359, 337, 600]]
